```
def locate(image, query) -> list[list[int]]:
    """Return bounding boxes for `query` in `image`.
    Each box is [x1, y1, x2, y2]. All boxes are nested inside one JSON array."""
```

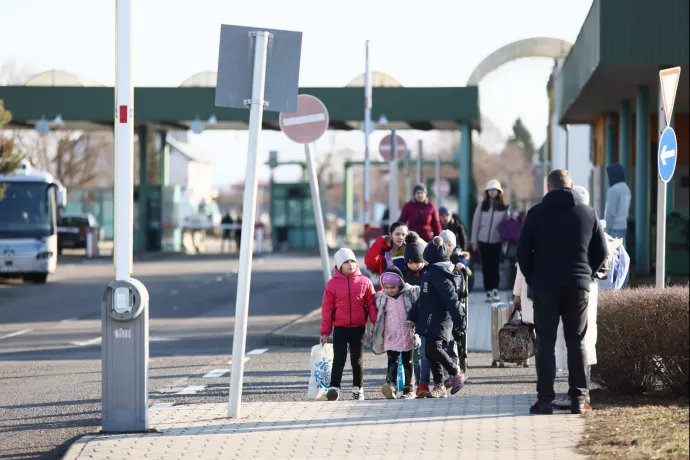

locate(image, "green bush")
[[592, 285, 689, 397]]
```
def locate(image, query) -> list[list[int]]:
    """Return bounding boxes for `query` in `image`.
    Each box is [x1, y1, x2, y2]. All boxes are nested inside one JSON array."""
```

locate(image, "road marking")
[[203, 369, 229, 378], [176, 385, 206, 395], [282, 113, 326, 126], [170, 289, 179, 295], [0, 329, 33, 340], [228, 357, 250, 365], [190, 284, 198, 289], [149, 336, 180, 342], [70, 337, 102, 347], [216, 276, 223, 282], [247, 348, 269, 355], [60, 317, 78, 323], [150, 403, 175, 409]]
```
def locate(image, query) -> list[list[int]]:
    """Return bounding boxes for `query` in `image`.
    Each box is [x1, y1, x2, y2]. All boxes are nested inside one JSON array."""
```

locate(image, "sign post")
[[655, 66, 681, 288], [215, 23, 302, 418], [363, 40, 372, 229], [102, 0, 150, 433], [279, 94, 332, 285], [380, 132, 407, 222]]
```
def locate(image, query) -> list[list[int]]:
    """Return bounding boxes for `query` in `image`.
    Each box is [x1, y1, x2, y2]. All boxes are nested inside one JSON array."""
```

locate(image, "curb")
[[61, 435, 98, 460], [264, 307, 322, 347]]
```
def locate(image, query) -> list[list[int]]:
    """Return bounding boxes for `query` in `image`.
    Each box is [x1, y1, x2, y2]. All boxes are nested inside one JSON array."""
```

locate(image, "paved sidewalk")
[[63, 396, 585, 460]]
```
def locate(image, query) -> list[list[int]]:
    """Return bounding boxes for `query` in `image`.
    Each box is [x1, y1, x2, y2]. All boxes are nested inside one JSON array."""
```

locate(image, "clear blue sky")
[[1, 0, 594, 187]]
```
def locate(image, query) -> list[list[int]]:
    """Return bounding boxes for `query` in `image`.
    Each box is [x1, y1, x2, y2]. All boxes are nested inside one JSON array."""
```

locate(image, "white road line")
[[203, 369, 229, 378], [0, 329, 33, 340], [149, 337, 180, 342], [247, 348, 269, 355], [60, 317, 78, 323], [282, 113, 325, 126], [227, 357, 250, 365], [216, 276, 223, 282], [170, 289, 179, 295], [150, 403, 175, 409], [70, 337, 102, 347], [176, 385, 206, 395]]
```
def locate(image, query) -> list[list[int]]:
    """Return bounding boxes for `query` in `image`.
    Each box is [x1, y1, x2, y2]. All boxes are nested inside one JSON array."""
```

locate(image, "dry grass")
[[578, 391, 689, 459]]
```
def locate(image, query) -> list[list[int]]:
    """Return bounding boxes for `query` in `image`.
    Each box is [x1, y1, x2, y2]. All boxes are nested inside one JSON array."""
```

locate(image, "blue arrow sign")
[[658, 127, 677, 183]]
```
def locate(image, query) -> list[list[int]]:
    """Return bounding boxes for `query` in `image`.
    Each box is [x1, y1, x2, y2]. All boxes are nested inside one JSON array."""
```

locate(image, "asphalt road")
[[0, 253, 565, 460], [0, 253, 325, 460]]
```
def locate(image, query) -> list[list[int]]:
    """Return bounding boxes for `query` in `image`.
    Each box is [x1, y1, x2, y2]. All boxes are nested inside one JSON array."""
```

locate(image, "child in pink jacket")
[[320, 248, 377, 401]]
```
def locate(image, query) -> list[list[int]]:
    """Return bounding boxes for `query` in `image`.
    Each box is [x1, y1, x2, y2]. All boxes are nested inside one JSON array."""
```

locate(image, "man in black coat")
[[517, 169, 608, 415]]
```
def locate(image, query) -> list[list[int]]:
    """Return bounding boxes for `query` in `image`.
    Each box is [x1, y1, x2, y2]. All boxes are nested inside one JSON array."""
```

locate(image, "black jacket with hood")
[[407, 237, 466, 342], [517, 187, 608, 292]]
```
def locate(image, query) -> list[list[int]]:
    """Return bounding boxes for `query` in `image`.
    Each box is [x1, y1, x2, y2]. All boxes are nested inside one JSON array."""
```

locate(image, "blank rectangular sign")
[[215, 24, 302, 113]]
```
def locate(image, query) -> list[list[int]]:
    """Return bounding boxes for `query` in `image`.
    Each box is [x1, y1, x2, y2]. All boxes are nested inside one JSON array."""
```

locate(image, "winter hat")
[[333, 248, 356, 270], [404, 232, 426, 263], [413, 183, 427, 194], [573, 185, 590, 206], [381, 266, 404, 286], [423, 236, 450, 264], [438, 206, 450, 216], [485, 179, 503, 193], [440, 229, 456, 248]]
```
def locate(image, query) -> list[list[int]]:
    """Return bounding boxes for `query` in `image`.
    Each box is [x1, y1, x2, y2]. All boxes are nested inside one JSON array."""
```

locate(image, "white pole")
[[305, 143, 332, 285], [389, 130, 399, 221], [655, 79, 667, 288], [363, 40, 372, 227], [417, 140, 423, 184], [114, 0, 133, 282], [404, 149, 411, 200], [228, 30, 270, 419], [435, 156, 441, 206]]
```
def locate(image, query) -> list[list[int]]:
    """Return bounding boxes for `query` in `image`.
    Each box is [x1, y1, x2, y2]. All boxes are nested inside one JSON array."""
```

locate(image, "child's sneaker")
[[352, 386, 365, 401], [491, 289, 501, 302], [428, 383, 448, 398], [416, 384, 430, 398], [450, 372, 467, 395], [400, 385, 415, 399], [326, 387, 340, 401], [381, 382, 397, 400]]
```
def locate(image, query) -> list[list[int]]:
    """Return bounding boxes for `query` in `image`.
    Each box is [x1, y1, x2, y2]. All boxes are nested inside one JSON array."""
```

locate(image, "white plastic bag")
[[307, 343, 334, 400]]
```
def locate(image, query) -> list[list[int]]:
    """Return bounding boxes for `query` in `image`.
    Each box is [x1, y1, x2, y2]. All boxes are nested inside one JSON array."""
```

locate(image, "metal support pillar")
[[459, 122, 472, 229], [619, 100, 632, 187], [635, 85, 650, 274], [137, 125, 148, 252]]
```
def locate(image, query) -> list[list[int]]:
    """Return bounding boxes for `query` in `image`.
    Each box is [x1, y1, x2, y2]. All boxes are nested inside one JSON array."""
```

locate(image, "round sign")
[[658, 126, 677, 183], [438, 179, 451, 197], [279, 95, 329, 144], [379, 134, 407, 162]]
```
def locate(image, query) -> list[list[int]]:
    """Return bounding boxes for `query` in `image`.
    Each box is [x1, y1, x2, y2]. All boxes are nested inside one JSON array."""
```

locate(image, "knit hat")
[[404, 231, 425, 263], [381, 266, 404, 286], [573, 185, 590, 206], [438, 206, 450, 216], [439, 229, 456, 248], [333, 248, 356, 270], [413, 183, 427, 194], [422, 236, 450, 264]]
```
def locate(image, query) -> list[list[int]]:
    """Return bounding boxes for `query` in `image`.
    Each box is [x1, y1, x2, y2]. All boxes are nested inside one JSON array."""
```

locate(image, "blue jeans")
[[419, 337, 431, 385], [607, 228, 629, 286]]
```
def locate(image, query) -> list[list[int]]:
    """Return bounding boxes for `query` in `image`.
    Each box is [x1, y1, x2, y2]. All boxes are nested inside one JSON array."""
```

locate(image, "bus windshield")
[[0, 181, 56, 239]]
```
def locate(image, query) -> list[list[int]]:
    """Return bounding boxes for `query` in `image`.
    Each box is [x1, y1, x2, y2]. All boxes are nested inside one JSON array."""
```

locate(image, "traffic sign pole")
[[655, 66, 681, 289], [305, 143, 332, 284], [229, 30, 270, 418], [389, 130, 399, 221], [363, 40, 372, 228]]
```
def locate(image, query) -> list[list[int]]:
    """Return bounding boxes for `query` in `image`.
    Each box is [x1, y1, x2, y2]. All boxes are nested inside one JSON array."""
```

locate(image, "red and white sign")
[[379, 134, 407, 162], [438, 179, 451, 197], [279, 94, 329, 144]]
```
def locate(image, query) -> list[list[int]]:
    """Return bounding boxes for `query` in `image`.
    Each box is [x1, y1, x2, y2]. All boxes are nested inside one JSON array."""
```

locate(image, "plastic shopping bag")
[[307, 343, 333, 400]]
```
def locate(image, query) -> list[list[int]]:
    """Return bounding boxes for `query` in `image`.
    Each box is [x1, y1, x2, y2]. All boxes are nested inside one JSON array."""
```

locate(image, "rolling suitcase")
[[491, 302, 512, 367]]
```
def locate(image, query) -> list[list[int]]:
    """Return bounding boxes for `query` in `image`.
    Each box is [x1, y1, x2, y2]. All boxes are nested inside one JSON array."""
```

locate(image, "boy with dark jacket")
[[407, 237, 467, 398]]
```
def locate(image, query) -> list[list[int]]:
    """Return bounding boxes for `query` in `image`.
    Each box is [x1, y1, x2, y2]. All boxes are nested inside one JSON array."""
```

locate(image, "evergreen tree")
[[0, 100, 22, 175]]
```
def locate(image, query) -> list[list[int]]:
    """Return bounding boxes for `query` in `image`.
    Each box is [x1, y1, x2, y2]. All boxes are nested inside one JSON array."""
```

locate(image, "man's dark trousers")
[[533, 288, 589, 402]]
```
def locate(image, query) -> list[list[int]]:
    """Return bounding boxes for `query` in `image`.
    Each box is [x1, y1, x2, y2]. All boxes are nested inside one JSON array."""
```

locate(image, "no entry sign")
[[379, 134, 407, 162], [279, 94, 329, 144]]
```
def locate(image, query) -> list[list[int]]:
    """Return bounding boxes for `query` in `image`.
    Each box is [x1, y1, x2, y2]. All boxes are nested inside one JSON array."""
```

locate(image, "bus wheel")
[[25, 273, 48, 284]]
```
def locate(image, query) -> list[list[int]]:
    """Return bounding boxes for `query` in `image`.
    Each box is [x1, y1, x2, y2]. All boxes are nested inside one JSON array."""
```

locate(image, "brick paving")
[[63, 395, 586, 459]]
